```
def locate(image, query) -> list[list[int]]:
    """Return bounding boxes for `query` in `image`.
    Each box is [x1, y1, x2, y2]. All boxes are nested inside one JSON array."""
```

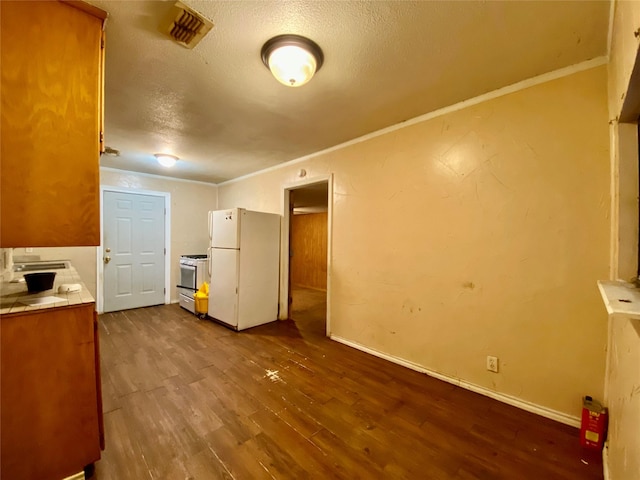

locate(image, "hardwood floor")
[[94, 300, 603, 479], [290, 286, 327, 336]]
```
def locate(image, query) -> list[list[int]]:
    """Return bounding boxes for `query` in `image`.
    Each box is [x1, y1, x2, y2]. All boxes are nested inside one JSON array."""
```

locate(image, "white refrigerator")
[[207, 208, 281, 330]]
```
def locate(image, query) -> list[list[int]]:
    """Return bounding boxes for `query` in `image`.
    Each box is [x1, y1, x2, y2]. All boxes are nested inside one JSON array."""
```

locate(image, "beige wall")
[[218, 66, 610, 419], [609, 0, 640, 280], [608, 0, 640, 123], [0, 248, 13, 282], [606, 2, 640, 479], [605, 314, 640, 480], [98, 169, 217, 303]]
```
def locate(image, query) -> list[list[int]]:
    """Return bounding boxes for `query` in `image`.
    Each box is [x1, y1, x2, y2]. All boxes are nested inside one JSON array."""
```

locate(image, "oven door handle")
[[176, 285, 197, 291]]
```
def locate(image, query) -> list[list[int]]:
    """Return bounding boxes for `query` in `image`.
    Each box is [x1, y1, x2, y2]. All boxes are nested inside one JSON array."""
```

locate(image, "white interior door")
[[208, 248, 239, 327], [103, 191, 165, 312]]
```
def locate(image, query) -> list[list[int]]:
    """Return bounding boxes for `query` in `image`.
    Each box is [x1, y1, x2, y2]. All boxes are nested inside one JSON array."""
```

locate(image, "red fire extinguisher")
[[580, 396, 608, 450]]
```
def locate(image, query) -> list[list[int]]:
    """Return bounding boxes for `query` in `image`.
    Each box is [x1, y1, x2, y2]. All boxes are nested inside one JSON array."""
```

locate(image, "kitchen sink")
[[13, 261, 70, 272]]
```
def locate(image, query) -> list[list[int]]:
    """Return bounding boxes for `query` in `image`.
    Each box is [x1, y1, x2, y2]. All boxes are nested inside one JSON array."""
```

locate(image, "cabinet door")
[[0, 1, 106, 247], [0, 303, 102, 479]]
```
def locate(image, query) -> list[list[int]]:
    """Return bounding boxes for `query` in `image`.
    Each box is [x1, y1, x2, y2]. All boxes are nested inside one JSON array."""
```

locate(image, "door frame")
[[97, 186, 171, 314], [280, 174, 333, 336]]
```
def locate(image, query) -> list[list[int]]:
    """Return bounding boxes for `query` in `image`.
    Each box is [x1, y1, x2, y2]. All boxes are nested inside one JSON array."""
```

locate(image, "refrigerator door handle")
[[207, 211, 212, 241], [207, 246, 213, 277]]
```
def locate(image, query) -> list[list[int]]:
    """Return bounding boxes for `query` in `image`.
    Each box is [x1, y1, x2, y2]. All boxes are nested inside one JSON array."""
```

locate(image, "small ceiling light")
[[261, 34, 324, 87], [155, 153, 178, 167]]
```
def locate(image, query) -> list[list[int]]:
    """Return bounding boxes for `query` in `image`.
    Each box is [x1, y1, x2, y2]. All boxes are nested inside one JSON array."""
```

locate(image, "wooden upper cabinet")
[[0, 0, 107, 247]]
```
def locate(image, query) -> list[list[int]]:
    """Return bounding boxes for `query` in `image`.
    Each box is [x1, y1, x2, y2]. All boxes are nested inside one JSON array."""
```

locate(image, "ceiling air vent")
[[162, 1, 213, 49]]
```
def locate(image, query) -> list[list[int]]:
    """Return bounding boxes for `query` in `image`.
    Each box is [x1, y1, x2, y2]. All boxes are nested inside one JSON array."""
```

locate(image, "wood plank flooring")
[[93, 290, 603, 479]]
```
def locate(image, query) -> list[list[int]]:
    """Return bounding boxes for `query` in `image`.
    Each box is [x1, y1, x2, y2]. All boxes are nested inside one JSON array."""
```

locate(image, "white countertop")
[[597, 280, 640, 319], [0, 266, 94, 315]]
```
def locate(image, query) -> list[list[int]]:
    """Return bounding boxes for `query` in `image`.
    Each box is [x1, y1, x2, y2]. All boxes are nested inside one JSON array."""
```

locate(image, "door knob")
[[105, 247, 111, 253], [104, 256, 111, 264]]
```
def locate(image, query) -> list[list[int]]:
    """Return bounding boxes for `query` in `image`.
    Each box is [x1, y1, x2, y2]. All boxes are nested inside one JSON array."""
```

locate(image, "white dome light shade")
[[261, 35, 323, 87], [155, 153, 178, 167], [268, 45, 317, 87]]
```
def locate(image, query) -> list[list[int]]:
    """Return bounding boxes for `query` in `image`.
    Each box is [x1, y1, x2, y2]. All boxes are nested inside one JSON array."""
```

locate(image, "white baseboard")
[[330, 334, 580, 428]]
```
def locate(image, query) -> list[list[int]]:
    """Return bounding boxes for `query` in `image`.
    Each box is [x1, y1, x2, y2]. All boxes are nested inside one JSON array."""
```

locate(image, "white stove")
[[177, 254, 208, 314]]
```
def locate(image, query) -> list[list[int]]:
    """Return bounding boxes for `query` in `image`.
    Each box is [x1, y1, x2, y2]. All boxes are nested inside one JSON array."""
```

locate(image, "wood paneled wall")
[[291, 212, 327, 290]]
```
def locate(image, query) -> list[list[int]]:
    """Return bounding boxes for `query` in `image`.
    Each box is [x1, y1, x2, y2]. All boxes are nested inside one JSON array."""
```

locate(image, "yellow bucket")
[[194, 291, 208, 314]]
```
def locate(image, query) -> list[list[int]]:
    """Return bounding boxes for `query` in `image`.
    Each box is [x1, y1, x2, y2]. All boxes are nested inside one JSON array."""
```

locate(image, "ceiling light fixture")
[[155, 153, 178, 167], [261, 34, 324, 87]]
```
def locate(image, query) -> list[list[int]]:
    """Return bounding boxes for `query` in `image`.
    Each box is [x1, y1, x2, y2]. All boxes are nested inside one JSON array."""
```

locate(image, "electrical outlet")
[[487, 356, 499, 373]]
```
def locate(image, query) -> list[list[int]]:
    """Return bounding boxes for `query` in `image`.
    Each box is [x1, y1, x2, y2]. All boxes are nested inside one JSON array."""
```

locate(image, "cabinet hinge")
[[100, 36, 105, 49], [100, 131, 104, 143]]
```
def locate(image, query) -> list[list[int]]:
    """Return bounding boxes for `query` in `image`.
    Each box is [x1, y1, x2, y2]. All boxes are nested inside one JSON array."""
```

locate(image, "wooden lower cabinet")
[[1, 303, 104, 480]]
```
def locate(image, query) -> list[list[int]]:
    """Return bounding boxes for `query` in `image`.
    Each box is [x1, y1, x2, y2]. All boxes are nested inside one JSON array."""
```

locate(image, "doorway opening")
[[281, 175, 332, 336]]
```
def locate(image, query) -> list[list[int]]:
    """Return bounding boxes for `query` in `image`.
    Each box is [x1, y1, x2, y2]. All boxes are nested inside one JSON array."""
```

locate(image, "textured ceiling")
[[91, 0, 610, 184]]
